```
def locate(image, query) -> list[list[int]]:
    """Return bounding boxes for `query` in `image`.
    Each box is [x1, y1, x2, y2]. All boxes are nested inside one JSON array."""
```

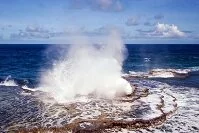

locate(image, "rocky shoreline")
[[18, 80, 178, 133], [123, 69, 190, 79]]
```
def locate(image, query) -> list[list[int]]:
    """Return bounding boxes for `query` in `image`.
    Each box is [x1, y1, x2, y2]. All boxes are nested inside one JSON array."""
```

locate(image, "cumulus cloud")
[[8, 23, 189, 41], [130, 23, 186, 39], [125, 17, 140, 26], [151, 23, 185, 38], [70, 0, 123, 11]]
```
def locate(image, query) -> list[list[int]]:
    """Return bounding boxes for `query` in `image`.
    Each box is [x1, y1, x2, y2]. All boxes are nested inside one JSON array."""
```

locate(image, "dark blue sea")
[[0, 44, 199, 132], [0, 44, 198, 88]]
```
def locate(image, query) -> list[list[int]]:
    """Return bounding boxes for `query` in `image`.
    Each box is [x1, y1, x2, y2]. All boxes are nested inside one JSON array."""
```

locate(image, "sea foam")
[[0, 76, 18, 86]]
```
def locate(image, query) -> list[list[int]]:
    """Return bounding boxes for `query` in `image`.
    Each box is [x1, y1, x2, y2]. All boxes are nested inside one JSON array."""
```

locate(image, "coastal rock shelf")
[[123, 69, 190, 79], [18, 80, 178, 133]]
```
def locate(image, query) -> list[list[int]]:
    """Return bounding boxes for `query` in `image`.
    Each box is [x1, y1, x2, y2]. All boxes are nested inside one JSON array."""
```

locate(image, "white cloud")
[[126, 23, 187, 39], [150, 23, 185, 38]]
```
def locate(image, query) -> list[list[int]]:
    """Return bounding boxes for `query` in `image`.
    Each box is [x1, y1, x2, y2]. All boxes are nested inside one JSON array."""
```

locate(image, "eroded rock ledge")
[[18, 82, 178, 133], [123, 69, 190, 79]]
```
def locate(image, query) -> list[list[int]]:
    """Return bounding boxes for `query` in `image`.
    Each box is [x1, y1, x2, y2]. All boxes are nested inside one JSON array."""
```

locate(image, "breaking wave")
[[124, 68, 192, 79], [0, 76, 18, 86]]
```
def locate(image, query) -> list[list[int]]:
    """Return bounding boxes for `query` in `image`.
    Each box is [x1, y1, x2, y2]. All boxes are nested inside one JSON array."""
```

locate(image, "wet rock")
[[192, 126, 198, 130]]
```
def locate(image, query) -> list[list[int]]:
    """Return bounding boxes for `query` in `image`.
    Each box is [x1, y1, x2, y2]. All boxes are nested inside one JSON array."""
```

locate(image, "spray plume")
[[39, 29, 133, 103]]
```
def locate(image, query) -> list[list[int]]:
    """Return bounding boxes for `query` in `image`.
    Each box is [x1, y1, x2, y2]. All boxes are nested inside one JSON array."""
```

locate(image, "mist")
[[39, 29, 133, 103]]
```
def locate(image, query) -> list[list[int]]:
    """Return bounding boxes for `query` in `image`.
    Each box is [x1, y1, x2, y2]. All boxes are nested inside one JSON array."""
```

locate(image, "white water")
[[126, 68, 191, 79], [0, 76, 18, 86], [21, 85, 37, 92], [39, 30, 133, 103]]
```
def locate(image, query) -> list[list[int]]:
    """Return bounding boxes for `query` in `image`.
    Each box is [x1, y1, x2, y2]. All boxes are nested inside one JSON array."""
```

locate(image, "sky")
[[0, 0, 199, 44]]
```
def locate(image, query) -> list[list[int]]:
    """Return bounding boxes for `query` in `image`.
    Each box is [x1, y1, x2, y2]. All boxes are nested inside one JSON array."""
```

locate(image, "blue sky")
[[0, 0, 199, 44]]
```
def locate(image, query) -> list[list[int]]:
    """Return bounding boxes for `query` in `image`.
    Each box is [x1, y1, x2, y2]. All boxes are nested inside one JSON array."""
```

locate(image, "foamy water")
[[125, 68, 191, 79], [1, 78, 197, 132], [0, 76, 18, 86], [105, 80, 199, 132], [0, 73, 198, 132]]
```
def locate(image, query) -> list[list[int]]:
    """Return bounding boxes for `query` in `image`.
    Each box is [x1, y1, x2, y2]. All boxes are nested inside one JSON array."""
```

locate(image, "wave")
[[188, 66, 199, 72], [124, 68, 191, 79], [144, 57, 151, 62], [0, 76, 38, 95], [148, 68, 191, 78], [0, 76, 18, 86], [21, 85, 37, 92]]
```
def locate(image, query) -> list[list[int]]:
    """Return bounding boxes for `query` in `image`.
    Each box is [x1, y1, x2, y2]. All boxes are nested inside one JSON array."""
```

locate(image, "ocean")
[[0, 44, 199, 132]]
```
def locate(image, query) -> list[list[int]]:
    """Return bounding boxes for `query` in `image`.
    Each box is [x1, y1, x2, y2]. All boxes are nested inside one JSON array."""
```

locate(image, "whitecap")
[[0, 75, 18, 86]]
